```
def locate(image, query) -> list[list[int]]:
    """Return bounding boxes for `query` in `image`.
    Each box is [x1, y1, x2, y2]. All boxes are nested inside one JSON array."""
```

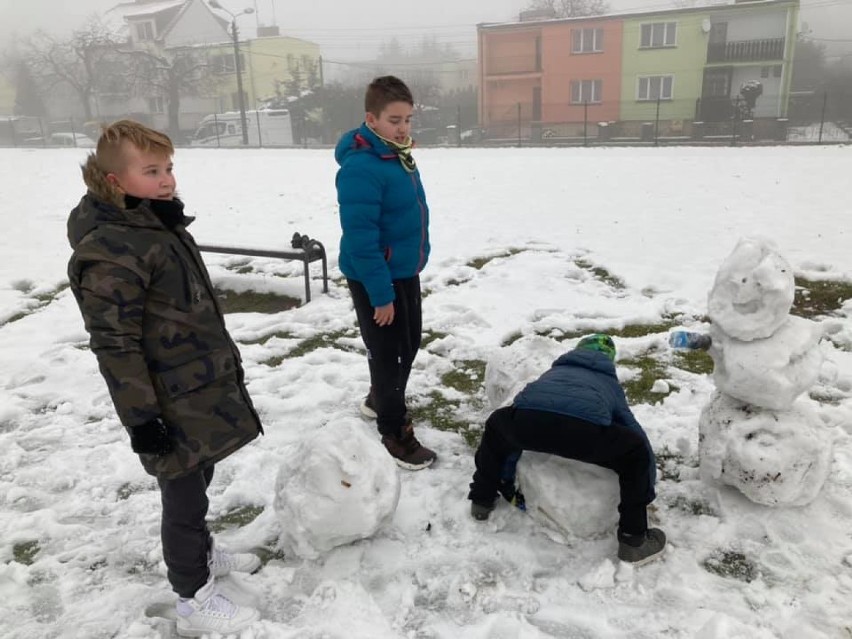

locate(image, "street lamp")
[[209, 0, 254, 145]]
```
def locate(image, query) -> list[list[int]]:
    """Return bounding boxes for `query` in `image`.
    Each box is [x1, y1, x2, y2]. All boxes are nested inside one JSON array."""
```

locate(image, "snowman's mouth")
[[733, 301, 762, 314]]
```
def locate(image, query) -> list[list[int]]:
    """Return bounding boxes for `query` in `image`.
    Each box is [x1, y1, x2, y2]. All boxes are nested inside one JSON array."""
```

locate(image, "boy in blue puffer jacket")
[[335, 76, 436, 470], [468, 334, 666, 564]]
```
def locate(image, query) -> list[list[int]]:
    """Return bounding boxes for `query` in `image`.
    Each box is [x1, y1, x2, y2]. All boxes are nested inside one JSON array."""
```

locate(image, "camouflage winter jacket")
[[66, 156, 262, 479]]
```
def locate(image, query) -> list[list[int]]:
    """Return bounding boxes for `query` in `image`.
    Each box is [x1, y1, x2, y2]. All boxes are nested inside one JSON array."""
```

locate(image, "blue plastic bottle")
[[669, 331, 712, 351]]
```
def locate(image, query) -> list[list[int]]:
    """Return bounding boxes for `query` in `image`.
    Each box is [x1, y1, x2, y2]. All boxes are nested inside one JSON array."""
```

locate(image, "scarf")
[[371, 128, 417, 173]]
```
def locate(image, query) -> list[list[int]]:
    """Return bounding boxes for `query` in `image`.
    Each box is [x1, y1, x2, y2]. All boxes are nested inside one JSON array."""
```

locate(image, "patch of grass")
[[421, 329, 448, 349], [668, 494, 716, 517], [501, 331, 524, 347], [809, 389, 845, 405], [13, 541, 40, 565], [214, 288, 300, 314], [32, 282, 70, 303], [619, 355, 671, 405], [260, 329, 359, 366], [656, 448, 687, 481], [466, 248, 524, 271], [793, 277, 852, 318], [409, 391, 482, 447], [116, 482, 150, 501], [239, 330, 295, 346], [575, 258, 625, 290], [209, 505, 264, 533], [441, 359, 486, 395], [702, 550, 759, 583], [254, 546, 288, 567], [673, 350, 715, 375]]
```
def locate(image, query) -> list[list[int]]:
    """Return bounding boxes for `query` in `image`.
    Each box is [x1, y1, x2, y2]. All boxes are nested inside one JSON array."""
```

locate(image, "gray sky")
[[1, 0, 849, 61]]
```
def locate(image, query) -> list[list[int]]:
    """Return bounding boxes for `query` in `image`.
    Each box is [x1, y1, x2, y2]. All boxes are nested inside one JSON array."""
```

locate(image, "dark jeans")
[[348, 276, 422, 438], [469, 407, 655, 535], [158, 465, 214, 598]]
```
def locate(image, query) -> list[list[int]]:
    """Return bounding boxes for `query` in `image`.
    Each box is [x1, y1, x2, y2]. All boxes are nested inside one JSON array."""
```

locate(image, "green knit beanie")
[[576, 333, 616, 361]]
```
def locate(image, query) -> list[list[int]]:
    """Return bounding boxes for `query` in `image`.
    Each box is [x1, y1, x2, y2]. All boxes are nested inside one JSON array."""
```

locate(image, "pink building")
[[479, 16, 623, 139]]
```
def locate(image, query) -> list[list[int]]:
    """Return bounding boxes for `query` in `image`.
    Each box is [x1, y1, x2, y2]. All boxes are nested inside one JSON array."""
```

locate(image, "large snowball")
[[274, 420, 400, 558], [485, 336, 564, 409], [710, 316, 824, 410], [517, 452, 620, 539], [707, 237, 795, 341], [699, 392, 831, 507]]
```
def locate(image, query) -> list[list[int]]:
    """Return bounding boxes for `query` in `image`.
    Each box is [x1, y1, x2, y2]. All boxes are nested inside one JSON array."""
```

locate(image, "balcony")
[[485, 55, 541, 77], [707, 38, 785, 63]]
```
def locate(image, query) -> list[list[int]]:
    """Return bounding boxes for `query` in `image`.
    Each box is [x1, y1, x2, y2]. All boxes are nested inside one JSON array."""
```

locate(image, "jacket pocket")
[[154, 349, 238, 398]]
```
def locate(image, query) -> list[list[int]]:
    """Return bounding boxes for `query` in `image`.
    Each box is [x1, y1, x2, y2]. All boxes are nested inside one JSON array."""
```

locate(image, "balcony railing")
[[485, 56, 541, 76], [707, 38, 785, 63]]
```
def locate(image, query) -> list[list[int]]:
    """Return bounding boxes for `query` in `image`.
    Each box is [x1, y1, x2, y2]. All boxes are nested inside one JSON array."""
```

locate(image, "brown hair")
[[95, 119, 174, 174], [364, 76, 413, 116]]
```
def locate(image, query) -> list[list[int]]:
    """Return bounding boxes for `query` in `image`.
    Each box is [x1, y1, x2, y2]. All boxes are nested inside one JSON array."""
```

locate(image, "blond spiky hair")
[[95, 119, 174, 174]]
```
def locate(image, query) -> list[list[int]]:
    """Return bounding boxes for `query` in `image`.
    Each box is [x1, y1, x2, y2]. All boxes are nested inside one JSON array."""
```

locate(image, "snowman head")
[[707, 237, 795, 341]]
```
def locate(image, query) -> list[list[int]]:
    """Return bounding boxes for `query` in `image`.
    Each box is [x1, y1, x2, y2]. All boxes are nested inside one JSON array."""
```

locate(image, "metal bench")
[[198, 232, 329, 303]]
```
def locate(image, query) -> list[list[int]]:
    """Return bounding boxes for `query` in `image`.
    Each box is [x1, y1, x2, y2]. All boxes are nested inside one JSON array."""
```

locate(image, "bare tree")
[[122, 48, 213, 140], [523, 0, 609, 17], [24, 17, 125, 121]]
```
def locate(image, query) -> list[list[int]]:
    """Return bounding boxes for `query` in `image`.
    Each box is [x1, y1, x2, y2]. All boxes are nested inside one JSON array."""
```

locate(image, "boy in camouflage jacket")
[[66, 120, 262, 635]]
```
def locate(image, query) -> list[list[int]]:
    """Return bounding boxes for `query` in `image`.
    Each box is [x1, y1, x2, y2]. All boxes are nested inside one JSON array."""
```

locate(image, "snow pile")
[[273, 420, 400, 558], [700, 237, 831, 506], [484, 335, 563, 409]]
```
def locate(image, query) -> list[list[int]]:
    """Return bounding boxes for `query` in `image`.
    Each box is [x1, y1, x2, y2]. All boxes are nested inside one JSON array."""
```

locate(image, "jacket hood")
[[552, 349, 617, 376], [68, 154, 181, 249], [334, 123, 394, 166]]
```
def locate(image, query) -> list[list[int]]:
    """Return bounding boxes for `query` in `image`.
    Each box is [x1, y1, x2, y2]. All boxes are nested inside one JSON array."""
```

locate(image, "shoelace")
[[210, 547, 234, 571], [201, 592, 238, 618]]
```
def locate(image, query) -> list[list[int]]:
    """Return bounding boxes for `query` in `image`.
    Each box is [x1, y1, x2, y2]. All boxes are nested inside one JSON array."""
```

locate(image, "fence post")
[[654, 96, 661, 146], [731, 97, 739, 147], [70, 117, 77, 146], [214, 113, 221, 148], [457, 105, 462, 147], [256, 111, 263, 148], [584, 101, 588, 147], [517, 102, 522, 148], [38, 117, 47, 147], [818, 90, 827, 144]]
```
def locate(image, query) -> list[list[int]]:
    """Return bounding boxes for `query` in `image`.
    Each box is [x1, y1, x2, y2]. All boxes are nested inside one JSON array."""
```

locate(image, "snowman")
[[696, 237, 832, 506]]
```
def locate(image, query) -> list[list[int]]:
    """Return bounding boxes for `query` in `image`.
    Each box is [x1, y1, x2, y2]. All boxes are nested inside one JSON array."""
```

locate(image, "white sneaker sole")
[[393, 455, 436, 471], [359, 399, 377, 420]]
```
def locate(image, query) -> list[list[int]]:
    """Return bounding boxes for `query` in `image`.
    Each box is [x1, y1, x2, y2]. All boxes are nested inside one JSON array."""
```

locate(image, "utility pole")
[[209, 0, 255, 145]]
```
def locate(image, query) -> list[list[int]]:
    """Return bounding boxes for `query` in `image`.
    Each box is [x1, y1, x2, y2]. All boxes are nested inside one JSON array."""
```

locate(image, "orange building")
[[479, 16, 623, 139]]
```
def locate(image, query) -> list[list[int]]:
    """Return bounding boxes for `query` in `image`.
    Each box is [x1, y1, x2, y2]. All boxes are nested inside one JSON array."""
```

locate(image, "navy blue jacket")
[[513, 349, 656, 485], [335, 123, 430, 307]]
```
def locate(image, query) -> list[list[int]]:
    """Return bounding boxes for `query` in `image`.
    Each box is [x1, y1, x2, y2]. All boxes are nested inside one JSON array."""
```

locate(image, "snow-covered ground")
[[1, 145, 851, 638]]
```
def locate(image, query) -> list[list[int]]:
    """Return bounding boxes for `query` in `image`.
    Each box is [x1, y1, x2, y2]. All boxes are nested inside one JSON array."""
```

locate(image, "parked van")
[[191, 109, 293, 147]]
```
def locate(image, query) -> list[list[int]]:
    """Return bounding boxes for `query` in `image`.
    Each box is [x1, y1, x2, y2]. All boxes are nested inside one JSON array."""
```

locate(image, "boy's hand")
[[129, 419, 174, 456], [374, 303, 395, 326]]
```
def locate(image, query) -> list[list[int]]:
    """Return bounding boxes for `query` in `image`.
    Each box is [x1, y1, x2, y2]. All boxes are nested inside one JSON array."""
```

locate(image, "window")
[[773, 64, 783, 78], [640, 22, 677, 48], [572, 28, 603, 54], [637, 75, 674, 101], [134, 21, 155, 41], [147, 96, 165, 113], [210, 53, 244, 74], [570, 79, 602, 104], [760, 66, 770, 79]]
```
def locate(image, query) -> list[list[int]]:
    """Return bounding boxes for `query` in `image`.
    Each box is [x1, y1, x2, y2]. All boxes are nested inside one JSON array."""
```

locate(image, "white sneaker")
[[209, 539, 261, 577], [176, 577, 260, 637], [359, 394, 377, 419]]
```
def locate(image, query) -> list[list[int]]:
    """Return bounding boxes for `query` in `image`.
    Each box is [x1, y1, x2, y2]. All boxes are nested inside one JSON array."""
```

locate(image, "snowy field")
[[1, 144, 851, 638]]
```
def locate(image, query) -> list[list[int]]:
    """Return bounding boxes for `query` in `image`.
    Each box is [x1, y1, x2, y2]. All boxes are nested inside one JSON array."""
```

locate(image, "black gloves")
[[129, 419, 174, 456]]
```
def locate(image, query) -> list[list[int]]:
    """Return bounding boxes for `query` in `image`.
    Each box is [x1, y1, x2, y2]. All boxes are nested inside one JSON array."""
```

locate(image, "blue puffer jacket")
[[335, 123, 430, 307], [513, 349, 656, 488]]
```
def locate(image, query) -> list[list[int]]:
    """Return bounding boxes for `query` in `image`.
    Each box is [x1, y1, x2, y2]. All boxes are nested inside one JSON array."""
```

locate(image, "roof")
[[104, 0, 228, 42], [477, 0, 799, 31]]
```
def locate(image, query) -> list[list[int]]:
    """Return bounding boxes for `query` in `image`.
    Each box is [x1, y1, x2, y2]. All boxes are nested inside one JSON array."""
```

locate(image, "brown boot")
[[381, 423, 436, 470]]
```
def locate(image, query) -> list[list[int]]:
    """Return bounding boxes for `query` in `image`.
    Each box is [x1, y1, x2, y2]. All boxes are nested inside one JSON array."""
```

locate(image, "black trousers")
[[469, 407, 655, 535], [158, 465, 214, 598], [348, 276, 422, 438]]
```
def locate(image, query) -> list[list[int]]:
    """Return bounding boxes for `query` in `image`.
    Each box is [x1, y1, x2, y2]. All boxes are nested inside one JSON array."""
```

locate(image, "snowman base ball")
[[274, 420, 400, 558], [518, 452, 620, 539], [699, 392, 831, 507]]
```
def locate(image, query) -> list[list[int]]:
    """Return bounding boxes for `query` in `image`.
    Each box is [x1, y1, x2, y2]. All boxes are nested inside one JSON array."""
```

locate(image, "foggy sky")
[[1, 0, 849, 61]]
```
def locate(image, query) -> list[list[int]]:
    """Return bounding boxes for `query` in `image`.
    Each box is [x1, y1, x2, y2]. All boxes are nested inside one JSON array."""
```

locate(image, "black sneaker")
[[470, 501, 495, 521], [359, 393, 377, 419], [381, 424, 436, 470], [617, 528, 667, 565]]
